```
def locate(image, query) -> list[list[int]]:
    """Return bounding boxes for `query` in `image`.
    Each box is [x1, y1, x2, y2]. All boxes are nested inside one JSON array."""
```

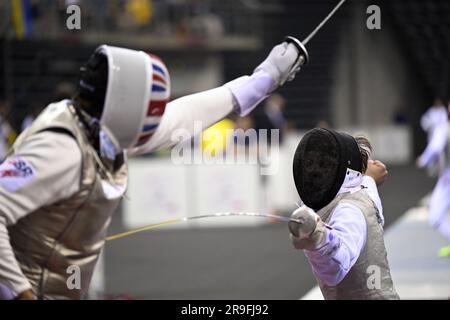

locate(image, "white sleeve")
[[0, 131, 82, 295], [130, 86, 235, 155], [305, 203, 367, 286]]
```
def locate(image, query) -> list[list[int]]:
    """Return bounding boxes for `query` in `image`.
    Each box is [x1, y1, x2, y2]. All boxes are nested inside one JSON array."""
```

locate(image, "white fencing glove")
[[289, 206, 326, 251], [254, 41, 304, 92], [225, 40, 306, 117]]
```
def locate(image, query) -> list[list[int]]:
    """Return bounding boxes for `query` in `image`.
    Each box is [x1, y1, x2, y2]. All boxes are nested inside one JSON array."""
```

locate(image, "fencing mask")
[[293, 128, 363, 211], [78, 45, 171, 151]]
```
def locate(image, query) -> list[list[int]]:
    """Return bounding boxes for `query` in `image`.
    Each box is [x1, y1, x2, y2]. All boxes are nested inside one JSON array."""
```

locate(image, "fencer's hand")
[[254, 42, 302, 92], [289, 206, 326, 251], [15, 289, 35, 300], [365, 160, 388, 186], [289, 206, 318, 238]]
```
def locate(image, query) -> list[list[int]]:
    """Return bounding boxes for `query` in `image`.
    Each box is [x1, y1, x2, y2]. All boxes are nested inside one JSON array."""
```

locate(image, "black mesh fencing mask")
[[293, 128, 363, 211]]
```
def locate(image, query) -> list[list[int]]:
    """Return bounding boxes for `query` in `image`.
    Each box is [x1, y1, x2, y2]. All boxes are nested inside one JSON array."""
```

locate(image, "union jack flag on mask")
[[137, 54, 171, 147]]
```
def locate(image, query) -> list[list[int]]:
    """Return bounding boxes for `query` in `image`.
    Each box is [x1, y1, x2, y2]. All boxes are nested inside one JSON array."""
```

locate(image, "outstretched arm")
[[289, 205, 367, 286], [130, 41, 302, 155]]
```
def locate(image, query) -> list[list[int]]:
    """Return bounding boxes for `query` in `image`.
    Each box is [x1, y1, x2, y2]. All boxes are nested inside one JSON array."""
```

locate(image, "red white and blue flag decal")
[[136, 54, 170, 147], [0, 157, 35, 192]]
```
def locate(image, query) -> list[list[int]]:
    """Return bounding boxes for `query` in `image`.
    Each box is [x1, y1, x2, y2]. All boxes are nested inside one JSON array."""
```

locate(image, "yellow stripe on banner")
[[11, 0, 25, 39], [105, 219, 182, 241]]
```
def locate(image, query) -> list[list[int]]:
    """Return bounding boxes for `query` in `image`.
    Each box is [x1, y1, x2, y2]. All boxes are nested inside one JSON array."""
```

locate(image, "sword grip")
[[284, 36, 309, 66]]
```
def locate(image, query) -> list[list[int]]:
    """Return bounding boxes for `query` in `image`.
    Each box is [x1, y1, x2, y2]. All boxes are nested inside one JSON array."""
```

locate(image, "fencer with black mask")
[[289, 128, 399, 299]]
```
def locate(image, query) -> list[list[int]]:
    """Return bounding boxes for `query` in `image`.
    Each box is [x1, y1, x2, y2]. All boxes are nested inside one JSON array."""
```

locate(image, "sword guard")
[[284, 36, 309, 65], [288, 220, 302, 238]]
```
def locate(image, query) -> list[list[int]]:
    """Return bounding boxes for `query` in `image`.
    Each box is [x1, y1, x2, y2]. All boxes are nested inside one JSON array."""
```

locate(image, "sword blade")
[[302, 0, 347, 46], [106, 212, 301, 241]]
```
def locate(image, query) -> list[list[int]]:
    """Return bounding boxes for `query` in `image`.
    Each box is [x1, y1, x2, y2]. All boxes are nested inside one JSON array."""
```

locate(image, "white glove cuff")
[[223, 70, 274, 117]]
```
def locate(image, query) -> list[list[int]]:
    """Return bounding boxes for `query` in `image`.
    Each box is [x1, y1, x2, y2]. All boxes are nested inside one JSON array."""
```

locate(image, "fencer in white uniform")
[[0, 41, 304, 299], [417, 104, 450, 256]]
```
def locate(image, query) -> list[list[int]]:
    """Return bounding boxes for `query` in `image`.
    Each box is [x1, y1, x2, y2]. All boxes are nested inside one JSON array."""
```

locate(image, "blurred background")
[[0, 0, 449, 299]]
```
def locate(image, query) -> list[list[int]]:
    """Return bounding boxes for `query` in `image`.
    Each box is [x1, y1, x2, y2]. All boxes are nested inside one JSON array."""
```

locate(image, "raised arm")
[[130, 41, 302, 155]]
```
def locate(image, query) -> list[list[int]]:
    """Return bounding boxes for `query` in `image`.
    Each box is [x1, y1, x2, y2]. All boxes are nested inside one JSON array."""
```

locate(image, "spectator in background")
[[417, 100, 450, 258], [393, 104, 408, 125], [316, 119, 331, 129], [231, 115, 259, 166], [418, 98, 448, 177], [420, 99, 447, 135], [0, 101, 17, 161], [126, 0, 153, 27], [233, 115, 256, 148], [256, 94, 287, 145]]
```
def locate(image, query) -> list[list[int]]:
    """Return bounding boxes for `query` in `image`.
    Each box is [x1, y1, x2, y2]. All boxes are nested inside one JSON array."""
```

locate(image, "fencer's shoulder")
[[16, 100, 82, 154], [338, 189, 384, 226], [25, 129, 78, 148], [38, 99, 71, 115], [341, 189, 376, 208], [1, 130, 82, 198], [48, 99, 70, 107], [15, 130, 82, 167], [328, 201, 367, 233], [332, 201, 365, 219], [39, 100, 74, 120]]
